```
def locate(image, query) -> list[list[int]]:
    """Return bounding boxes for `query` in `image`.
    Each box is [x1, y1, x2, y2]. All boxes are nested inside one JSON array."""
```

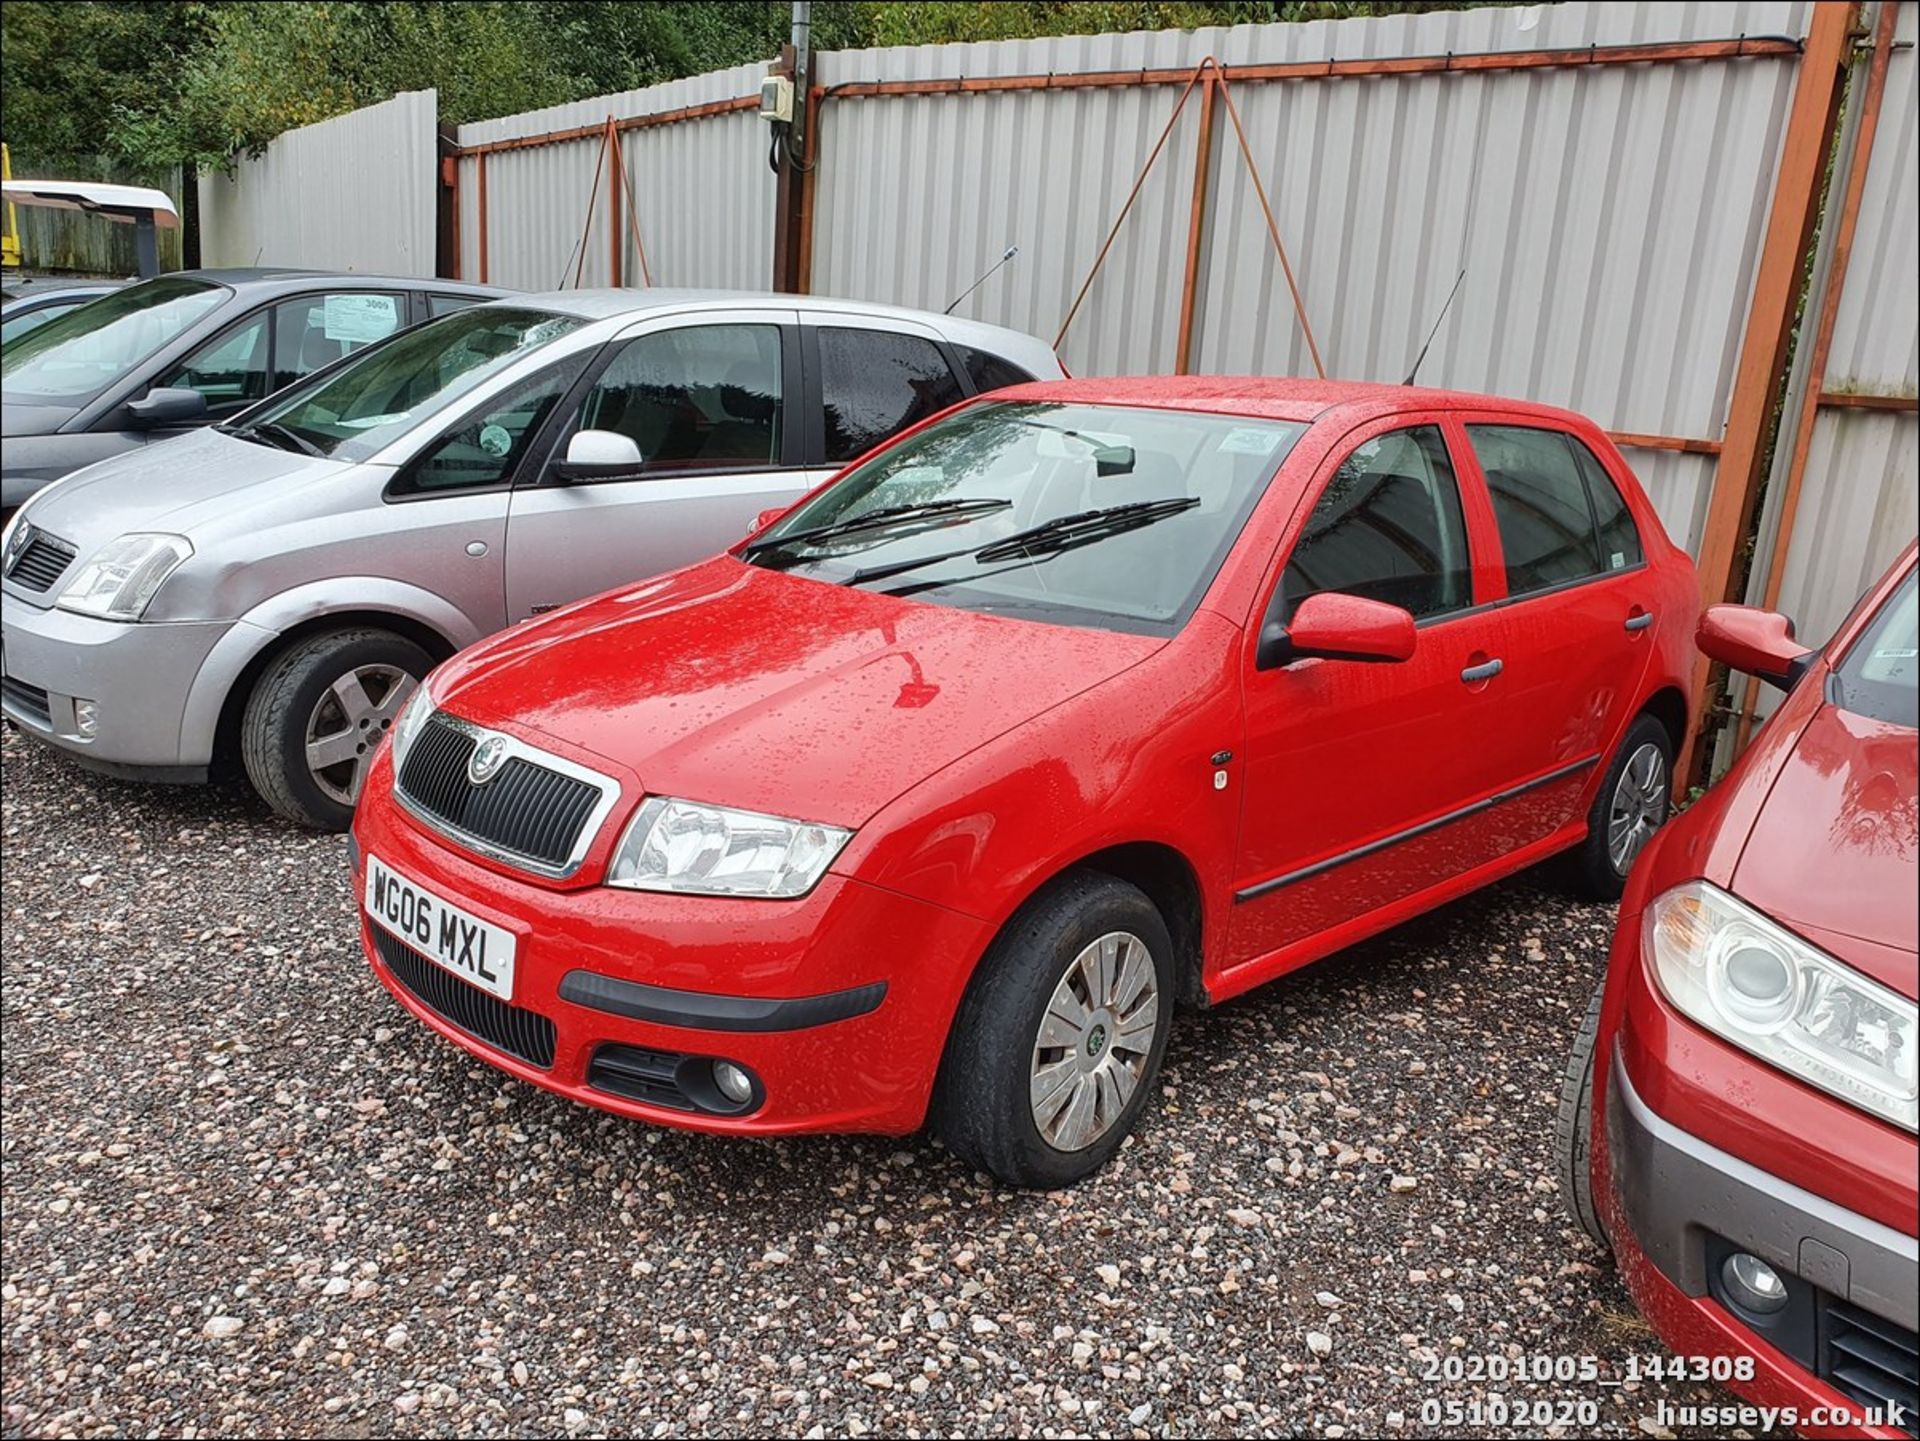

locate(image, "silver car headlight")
[[1646, 881, 1917, 1132], [387, 677, 436, 775], [606, 797, 851, 899], [0, 510, 27, 568], [57, 533, 194, 620]]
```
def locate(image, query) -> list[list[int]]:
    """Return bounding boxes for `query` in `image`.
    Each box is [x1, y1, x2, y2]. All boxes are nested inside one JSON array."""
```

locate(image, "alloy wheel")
[[1607, 741, 1669, 877], [305, 664, 417, 807], [1029, 930, 1159, 1152]]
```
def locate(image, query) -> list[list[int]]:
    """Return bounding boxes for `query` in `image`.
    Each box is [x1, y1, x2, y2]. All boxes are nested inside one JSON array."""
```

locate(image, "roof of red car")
[[994, 374, 1590, 428]]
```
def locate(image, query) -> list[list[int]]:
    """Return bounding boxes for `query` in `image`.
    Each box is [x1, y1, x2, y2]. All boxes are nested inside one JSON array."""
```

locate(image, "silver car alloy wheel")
[[1607, 741, 1669, 877], [305, 664, 417, 807], [1029, 930, 1159, 1152]]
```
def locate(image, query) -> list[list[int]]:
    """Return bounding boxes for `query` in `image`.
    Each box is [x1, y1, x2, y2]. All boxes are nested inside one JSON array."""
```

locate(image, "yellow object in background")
[[1, 143, 19, 267]]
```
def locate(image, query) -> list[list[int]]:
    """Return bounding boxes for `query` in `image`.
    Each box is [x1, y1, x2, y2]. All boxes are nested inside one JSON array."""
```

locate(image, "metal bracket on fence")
[[1053, 57, 1326, 379], [564, 115, 654, 290]]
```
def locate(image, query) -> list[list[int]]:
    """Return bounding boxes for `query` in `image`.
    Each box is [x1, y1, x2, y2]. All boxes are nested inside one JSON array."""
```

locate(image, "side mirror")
[[126, 386, 209, 428], [749, 505, 790, 536], [1697, 604, 1813, 691], [1257, 592, 1417, 671], [551, 428, 645, 483]]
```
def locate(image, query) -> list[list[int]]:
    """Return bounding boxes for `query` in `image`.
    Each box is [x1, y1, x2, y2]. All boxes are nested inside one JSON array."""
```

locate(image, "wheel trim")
[[1029, 930, 1158, 1153], [304, 664, 417, 807], [1606, 741, 1669, 876]]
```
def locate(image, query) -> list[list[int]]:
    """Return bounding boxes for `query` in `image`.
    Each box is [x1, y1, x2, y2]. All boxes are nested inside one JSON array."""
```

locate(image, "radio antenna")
[[1402, 268, 1466, 386], [945, 245, 1019, 315]]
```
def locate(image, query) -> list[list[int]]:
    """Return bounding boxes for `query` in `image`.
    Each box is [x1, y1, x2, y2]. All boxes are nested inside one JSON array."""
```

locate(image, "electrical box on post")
[[760, 74, 794, 125]]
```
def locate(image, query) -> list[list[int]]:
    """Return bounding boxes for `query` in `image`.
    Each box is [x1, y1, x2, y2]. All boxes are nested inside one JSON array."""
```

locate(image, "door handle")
[[1624, 612, 1654, 632], [1460, 658, 1504, 684]]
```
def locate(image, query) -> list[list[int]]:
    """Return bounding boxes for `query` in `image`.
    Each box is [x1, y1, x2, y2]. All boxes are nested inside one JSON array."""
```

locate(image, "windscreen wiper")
[[742, 497, 1011, 558], [231, 420, 324, 457], [844, 496, 1200, 588]]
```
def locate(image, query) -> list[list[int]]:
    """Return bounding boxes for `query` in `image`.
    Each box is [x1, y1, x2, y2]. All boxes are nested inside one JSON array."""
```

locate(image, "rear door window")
[[954, 344, 1037, 393], [1281, 425, 1473, 621], [816, 327, 966, 463], [1467, 425, 1640, 596]]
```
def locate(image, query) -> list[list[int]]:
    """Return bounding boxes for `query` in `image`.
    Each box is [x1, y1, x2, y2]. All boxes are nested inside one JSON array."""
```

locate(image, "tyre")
[[1565, 714, 1672, 900], [241, 627, 431, 831], [1554, 983, 1610, 1251], [934, 871, 1176, 1189]]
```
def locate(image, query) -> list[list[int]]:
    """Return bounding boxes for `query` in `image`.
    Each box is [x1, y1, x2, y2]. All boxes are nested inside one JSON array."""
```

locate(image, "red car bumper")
[[1593, 867, 1919, 1438], [351, 759, 990, 1137]]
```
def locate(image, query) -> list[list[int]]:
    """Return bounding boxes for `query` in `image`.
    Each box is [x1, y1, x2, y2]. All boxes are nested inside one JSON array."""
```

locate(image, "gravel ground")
[[2, 726, 1737, 1439]]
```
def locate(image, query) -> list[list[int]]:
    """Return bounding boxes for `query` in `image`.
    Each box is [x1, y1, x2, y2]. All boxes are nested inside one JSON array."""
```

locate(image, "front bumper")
[[1605, 1050, 1919, 1436], [352, 769, 991, 1136], [0, 595, 231, 778]]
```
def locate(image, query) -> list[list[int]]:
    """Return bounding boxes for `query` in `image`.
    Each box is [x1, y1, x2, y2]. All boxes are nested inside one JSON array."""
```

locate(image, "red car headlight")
[[1646, 880, 1918, 1132]]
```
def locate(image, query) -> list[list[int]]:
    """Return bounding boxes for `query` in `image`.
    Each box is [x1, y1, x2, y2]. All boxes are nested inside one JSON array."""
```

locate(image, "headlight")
[[606, 797, 851, 898], [1, 511, 27, 569], [387, 676, 435, 775], [1646, 881, 1917, 1132], [57, 533, 193, 620]]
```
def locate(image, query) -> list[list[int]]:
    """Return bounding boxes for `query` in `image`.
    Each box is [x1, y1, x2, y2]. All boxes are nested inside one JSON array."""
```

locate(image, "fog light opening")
[[73, 699, 99, 738], [712, 1060, 755, 1107], [1722, 1253, 1789, 1315]]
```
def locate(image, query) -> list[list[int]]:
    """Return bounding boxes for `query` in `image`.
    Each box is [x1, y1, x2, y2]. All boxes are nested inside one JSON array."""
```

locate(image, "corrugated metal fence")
[[198, 91, 438, 276], [449, 63, 771, 291], [808, 1, 1814, 556], [1733, 0, 1917, 743], [197, 0, 1917, 766]]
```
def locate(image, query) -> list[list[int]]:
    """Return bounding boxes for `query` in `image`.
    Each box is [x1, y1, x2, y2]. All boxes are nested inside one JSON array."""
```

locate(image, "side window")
[[391, 358, 583, 498], [1570, 438, 1645, 571], [162, 312, 269, 413], [954, 344, 1037, 394], [429, 293, 485, 318], [1468, 425, 1637, 595], [1281, 425, 1472, 621], [575, 324, 782, 474], [270, 293, 405, 390], [817, 326, 965, 463]]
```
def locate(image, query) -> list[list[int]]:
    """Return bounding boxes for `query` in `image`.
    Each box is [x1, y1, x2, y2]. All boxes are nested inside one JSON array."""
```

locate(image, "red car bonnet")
[[1729, 699, 1919, 997], [425, 556, 1164, 830]]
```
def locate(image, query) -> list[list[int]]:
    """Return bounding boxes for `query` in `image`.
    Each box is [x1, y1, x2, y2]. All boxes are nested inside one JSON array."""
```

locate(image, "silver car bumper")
[[1, 598, 233, 780]]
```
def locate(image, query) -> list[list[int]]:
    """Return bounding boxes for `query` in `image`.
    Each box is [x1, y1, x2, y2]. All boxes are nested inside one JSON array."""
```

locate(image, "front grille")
[[371, 925, 556, 1069], [0, 673, 51, 728], [396, 714, 608, 872], [588, 1044, 699, 1111], [1824, 1301, 1918, 1434], [4, 529, 78, 592]]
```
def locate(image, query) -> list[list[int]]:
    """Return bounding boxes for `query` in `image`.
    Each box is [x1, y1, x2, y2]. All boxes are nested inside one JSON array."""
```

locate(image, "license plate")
[[365, 855, 517, 1002]]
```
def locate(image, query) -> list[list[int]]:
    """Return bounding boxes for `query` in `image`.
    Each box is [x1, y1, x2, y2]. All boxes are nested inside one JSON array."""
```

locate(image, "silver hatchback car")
[[0, 289, 1061, 828]]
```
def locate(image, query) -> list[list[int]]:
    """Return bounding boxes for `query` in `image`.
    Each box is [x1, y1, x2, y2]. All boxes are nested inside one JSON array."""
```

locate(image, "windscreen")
[[235, 306, 584, 462], [1, 277, 227, 402], [746, 400, 1304, 634], [1835, 568, 1918, 729]]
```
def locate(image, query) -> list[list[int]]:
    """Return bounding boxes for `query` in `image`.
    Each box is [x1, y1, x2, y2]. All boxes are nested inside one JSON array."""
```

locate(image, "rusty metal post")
[[1682, 1, 1856, 782], [607, 116, 624, 287], [476, 152, 490, 284], [1175, 71, 1219, 375], [796, 84, 821, 294], [438, 139, 461, 280], [1733, 0, 1901, 755]]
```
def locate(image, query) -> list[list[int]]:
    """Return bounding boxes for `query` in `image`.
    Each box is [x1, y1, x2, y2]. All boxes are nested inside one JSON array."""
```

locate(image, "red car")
[[1559, 542, 1918, 1437], [350, 376, 1699, 1187]]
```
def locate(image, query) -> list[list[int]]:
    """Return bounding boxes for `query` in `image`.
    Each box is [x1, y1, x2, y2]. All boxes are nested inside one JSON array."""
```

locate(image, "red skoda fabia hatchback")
[[352, 377, 1699, 1187]]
